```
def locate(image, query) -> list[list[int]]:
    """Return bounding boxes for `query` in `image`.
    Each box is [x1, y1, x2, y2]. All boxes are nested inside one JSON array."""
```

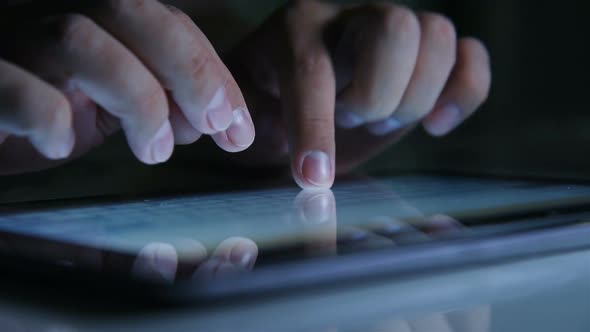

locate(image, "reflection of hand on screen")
[[132, 237, 258, 283]]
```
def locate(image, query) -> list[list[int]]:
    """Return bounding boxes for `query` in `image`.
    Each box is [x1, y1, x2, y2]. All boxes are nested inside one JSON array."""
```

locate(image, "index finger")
[[279, 2, 339, 190]]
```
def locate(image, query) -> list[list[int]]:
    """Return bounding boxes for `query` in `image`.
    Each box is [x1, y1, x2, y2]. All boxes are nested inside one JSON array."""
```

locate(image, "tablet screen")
[[0, 174, 589, 287]]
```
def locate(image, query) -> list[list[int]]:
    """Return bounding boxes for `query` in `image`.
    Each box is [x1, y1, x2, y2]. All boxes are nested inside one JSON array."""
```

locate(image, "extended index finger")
[[278, 1, 339, 189]]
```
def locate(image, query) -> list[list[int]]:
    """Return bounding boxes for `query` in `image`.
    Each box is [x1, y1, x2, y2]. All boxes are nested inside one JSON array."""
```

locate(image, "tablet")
[[0, 173, 589, 302]]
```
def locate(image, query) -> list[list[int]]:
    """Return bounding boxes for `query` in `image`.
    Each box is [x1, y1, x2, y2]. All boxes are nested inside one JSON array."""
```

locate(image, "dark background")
[[1, 0, 589, 202]]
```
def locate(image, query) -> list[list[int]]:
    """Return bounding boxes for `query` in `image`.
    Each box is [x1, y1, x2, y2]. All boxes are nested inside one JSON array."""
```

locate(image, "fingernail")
[[205, 87, 233, 132], [150, 120, 174, 163], [302, 191, 333, 224], [424, 104, 461, 136], [335, 111, 365, 129], [301, 150, 332, 187], [367, 117, 403, 136], [226, 107, 255, 148]]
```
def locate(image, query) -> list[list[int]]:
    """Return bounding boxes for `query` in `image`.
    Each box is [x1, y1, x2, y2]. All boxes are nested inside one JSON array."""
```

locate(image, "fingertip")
[[294, 150, 334, 189], [423, 104, 462, 137], [211, 107, 256, 153], [135, 120, 174, 165], [35, 128, 76, 160], [33, 96, 76, 160], [226, 107, 255, 149], [151, 120, 175, 163], [58, 128, 76, 159], [203, 86, 234, 133], [169, 100, 203, 145]]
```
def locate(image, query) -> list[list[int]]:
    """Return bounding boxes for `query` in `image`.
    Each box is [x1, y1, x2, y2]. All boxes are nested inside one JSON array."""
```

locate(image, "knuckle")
[[55, 14, 96, 51], [188, 54, 213, 82], [378, 5, 420, 39], [301, 116, 334, 137], [292, 50, 331, 76], [167, 5, 192, 24], [165, 4, 182, 15]]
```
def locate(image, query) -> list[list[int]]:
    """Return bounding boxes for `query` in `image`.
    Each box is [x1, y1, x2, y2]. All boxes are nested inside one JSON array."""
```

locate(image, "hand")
[[226, 0, 491, 189], [0, 0, 255, 175]]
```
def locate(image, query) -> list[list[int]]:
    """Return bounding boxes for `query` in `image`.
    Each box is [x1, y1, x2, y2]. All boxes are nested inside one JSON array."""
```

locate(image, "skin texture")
[[0, 0, 491, 189]]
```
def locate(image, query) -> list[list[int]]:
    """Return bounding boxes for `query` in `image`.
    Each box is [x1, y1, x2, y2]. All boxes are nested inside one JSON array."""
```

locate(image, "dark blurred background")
[[1, 0, 589, 202]]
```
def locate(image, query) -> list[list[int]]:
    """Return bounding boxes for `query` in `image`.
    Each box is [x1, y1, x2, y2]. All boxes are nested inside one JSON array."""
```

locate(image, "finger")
[[132, 242, 178, 283], [94, 1, 255, 150], [0, 59, 74, 160], [279, 1, 339, 189], [367, 13, 457, 136], [168, 97, 202, 145], [43, 14, 173, 165], [213, 85, 255, 152], [282, 48, 336, 189], [423, 37, 491, 136], [335, 4, 421, 127], [155, 7, 203, 146], [165, 5, 255, 151]]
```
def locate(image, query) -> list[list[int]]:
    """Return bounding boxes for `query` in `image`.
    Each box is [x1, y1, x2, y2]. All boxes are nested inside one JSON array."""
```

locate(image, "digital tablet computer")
[[0, 173, 589, 303]]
